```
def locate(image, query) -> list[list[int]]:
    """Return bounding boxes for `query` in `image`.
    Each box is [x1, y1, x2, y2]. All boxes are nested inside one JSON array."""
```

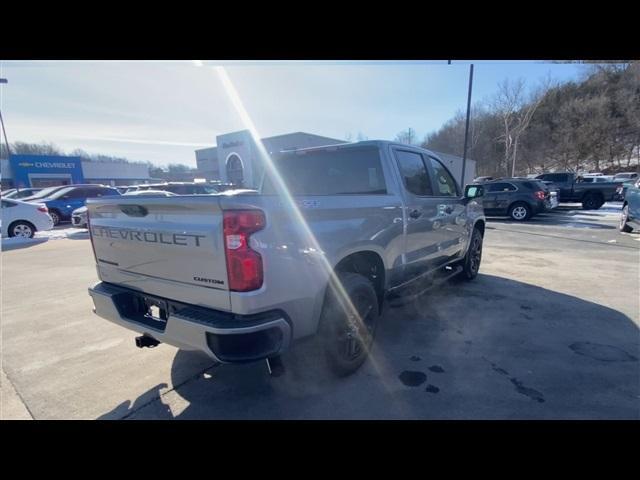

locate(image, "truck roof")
[[277, 140, 444, 159]]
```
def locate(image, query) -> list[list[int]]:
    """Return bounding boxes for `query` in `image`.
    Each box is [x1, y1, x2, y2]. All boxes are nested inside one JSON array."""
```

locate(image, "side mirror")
[[464, 184, 484, 199]]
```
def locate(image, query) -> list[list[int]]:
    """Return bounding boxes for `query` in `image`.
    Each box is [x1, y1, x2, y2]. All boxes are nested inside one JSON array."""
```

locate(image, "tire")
[[508, 202, 532, 221], [620, 204, 633, 233], [316, 272, 380, 377], [8, 221, 36, 238], [459, 227, 483, 281], [49, 210, 61, 226], [582, 193, 604, 210]]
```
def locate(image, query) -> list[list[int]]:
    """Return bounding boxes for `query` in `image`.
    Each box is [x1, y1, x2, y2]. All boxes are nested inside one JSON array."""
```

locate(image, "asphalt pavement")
[[1, 204, 638, 419]]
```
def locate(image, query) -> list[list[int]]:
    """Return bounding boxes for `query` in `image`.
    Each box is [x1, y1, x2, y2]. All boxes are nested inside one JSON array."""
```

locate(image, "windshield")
[[48, 186, 76, 199], [26, 186, 65, 199]]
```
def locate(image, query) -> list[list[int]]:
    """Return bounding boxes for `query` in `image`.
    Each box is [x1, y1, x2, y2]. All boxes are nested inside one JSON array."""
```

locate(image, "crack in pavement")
[[1, 369, 35, 420], [118, 363, 218, 420]]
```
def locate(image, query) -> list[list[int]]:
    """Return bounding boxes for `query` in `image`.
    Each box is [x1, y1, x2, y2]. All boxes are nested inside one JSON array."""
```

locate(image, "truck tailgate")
[[87, 196, 231, 311]]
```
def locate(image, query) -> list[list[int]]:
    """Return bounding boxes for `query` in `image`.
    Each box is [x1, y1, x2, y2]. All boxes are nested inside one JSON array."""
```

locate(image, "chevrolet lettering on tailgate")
[[91, 225, 206, 247]]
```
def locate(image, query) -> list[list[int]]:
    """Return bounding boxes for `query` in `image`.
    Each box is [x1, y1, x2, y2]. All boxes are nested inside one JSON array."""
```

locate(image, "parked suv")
[[478, 178, 552, 221], [36, 185, 120, 225]]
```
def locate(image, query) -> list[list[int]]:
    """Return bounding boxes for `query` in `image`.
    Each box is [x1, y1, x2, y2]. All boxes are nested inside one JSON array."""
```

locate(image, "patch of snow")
[[35, 227, 88, 240], [1, 226, 89, 250]]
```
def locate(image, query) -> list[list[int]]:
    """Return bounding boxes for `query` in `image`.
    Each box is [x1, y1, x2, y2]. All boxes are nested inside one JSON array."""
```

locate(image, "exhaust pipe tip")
[[135, 335, 161, 349]]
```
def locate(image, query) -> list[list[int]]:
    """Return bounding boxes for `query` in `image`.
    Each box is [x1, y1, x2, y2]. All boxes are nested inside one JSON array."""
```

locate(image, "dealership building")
[[1, 155, 151, 189], [195, 130, 476, 188]]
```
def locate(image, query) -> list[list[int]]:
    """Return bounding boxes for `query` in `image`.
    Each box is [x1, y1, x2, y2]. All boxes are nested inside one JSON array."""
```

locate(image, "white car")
[[1, 198, 54, 238], [122, 189, 178, 197]]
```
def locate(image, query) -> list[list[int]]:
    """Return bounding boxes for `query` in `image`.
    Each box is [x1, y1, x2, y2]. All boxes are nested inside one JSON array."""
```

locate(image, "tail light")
[[534, 191, 546, 200], [223, 210, 265, 292], [37, 205, 48, 213]]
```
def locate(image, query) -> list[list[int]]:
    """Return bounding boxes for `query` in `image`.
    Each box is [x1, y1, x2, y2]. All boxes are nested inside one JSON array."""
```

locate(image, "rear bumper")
[[544, 196, 559, 211], [533, 200, 547, 213], [88, 282, 292, 363]]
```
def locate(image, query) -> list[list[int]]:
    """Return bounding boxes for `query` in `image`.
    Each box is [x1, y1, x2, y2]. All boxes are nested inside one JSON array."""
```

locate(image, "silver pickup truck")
[[87, 141, 486, 376]]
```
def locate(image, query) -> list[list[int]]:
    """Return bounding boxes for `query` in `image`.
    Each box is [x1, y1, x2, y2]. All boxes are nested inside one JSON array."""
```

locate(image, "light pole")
[[461, 64, 474, 187], [0, 78, 10, 160]]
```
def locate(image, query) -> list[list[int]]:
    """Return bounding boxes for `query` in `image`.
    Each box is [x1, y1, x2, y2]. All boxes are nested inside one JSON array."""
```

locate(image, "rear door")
[[58, 187, 88, 216], [87, 195, 231, 310]]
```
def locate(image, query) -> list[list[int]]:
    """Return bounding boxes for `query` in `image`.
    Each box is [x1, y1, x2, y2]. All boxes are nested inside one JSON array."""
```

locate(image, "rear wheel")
[[508, 202, 532, 221], [49, 210, 61, 226], [620, 204, 633, 233], [317, 272, 380, 377], [582, 193, 604, 210], [8, 221, 36, 238]]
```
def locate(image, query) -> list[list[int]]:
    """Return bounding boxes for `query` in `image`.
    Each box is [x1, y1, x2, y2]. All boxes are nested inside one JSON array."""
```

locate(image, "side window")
[[2, 200, 17, 208], [168, 185, 189, 195], [65, 188, 86, 199], [429, 157, 459, 197], [487, 182, 517, 192], [83, 188, 104, 198], [395, 150, 433, 196]]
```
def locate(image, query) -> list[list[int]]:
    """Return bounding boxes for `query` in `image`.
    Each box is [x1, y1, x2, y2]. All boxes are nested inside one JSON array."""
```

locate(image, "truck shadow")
[[98, 273, 639, 420], [1, 237, 50, 251]]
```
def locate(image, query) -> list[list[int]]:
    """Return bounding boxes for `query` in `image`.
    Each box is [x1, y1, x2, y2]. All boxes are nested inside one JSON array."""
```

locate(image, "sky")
[[0, 60, 587, 167]]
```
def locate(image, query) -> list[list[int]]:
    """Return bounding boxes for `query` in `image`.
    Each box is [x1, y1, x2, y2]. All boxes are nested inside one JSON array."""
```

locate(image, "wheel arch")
[[507, 200, 532, 212], [332, 250, 386, 312], [581, 189, 604, 201]]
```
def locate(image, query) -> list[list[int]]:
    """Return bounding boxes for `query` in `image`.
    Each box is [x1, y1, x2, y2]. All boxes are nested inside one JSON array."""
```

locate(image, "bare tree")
[[395, 127, 416, 145], [493, 78, 545, 176]]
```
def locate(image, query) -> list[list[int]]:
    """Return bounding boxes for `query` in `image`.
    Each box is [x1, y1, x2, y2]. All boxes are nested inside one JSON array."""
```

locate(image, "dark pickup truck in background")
[[535, 172, 619, 210]]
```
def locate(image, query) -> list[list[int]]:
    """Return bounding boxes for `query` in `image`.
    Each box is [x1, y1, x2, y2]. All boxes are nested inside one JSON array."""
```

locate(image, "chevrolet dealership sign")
[[18, 161, 78, 169], [9, 154, 84, 187]]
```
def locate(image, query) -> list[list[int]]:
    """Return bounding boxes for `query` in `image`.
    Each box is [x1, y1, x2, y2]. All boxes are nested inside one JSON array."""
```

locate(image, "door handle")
[[437, 204, 454, 216], [409, 209, 422, 219]]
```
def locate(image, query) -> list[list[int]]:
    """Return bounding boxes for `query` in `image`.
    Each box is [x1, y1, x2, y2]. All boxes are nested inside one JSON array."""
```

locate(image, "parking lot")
[[1, 203, 639, 419]]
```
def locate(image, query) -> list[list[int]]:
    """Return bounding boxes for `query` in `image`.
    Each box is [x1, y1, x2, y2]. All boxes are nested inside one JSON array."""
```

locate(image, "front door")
[[393, 148, 443, 280], [426, 156, 466, 260]]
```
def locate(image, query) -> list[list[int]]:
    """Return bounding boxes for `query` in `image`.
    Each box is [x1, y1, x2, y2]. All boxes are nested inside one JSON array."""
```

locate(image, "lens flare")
[[211, 65, 398, 393]]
